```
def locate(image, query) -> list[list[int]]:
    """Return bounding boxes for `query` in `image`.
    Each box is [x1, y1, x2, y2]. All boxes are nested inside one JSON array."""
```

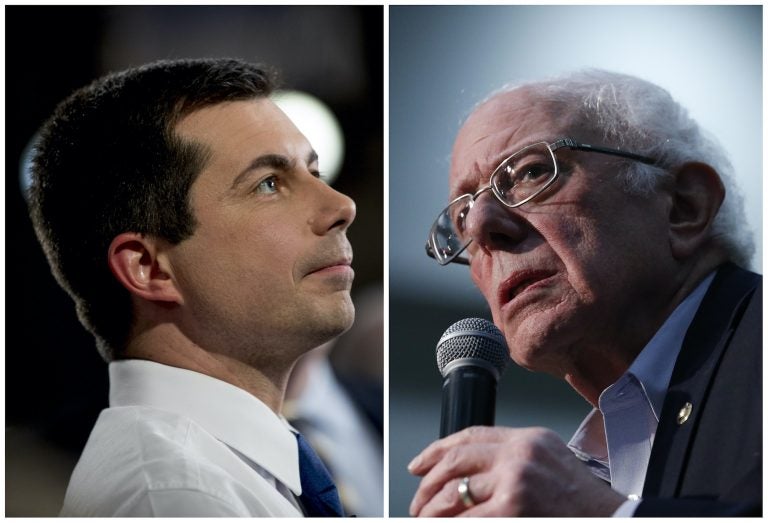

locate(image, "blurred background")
[[5, 5, 383, 516], [389, 5, 762, 516]]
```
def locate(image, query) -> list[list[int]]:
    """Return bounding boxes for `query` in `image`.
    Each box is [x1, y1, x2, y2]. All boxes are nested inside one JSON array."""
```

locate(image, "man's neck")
[[122, 322, 294, 413], [564, 256, 726, 407]]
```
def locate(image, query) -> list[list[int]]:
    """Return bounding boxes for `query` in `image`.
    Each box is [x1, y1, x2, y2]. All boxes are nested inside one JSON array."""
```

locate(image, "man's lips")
[[304, 257, 353, 276], [497, 269, 557, 307]]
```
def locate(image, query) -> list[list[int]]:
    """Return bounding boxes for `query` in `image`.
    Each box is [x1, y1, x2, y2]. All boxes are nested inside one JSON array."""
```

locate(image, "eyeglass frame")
[[425, 137, 658, 266]]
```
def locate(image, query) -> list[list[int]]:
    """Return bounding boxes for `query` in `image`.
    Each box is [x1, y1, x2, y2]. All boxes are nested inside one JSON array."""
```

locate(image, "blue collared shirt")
[[567, 272, 715, 512]]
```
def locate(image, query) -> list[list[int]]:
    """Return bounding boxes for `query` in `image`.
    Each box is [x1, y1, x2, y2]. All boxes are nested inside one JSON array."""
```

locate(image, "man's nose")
[[308, 177, 356, 235], [464, 191, 527, 255]]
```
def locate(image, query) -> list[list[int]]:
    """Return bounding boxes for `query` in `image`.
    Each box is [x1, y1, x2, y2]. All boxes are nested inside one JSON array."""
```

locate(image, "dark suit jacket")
[[636, 263, 762, 516]]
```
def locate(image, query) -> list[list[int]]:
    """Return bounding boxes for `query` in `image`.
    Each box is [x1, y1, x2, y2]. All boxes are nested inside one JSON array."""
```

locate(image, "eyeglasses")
[[425, 137, 657, 266]]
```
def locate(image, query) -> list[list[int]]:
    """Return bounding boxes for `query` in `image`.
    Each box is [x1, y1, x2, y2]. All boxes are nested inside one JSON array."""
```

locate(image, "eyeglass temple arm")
[[557, 138, 657, 166], [425, 242, 471, 266]]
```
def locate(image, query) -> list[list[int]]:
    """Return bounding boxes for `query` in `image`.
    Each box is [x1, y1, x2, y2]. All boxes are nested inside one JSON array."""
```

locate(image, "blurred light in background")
[[273, 90, 345, 185]]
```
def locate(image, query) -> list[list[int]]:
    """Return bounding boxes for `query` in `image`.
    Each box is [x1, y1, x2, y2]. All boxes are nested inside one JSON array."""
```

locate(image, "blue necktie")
[[295, 432, 344, 517]]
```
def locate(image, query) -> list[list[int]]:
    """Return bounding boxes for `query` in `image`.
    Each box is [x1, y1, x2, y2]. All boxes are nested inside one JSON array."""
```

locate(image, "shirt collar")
[[108, 359, 302, 494], [569, 408, 609, 464], [568, 271, 716, 460], [626, 271, 715, 419]]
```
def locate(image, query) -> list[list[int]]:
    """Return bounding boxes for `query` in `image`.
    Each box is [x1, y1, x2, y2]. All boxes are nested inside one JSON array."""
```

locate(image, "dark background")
[[5, 6, 383, 515]]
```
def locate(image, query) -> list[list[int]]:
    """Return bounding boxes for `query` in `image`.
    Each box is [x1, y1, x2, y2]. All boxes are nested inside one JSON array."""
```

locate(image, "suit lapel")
[[643, 264, 759, 498]]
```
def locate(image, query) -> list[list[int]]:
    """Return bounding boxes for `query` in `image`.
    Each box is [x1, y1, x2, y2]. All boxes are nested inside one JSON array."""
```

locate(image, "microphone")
[[436, 318, 511, 437]]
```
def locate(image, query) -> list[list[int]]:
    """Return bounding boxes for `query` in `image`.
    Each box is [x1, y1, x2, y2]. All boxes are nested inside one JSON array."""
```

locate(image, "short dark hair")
[[28, 58, 276, 360]]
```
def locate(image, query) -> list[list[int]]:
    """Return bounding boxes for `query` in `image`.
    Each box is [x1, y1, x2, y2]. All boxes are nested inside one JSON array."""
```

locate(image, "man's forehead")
[[173, 98, 315, 193], [175, 98, 311, 160], [449, 90, 565, 191], [175, 98, 281, 137], [454, 89, 565, 149]]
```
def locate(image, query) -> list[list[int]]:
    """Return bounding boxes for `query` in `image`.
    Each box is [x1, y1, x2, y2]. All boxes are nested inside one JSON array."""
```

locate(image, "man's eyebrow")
[[230, 150, 318, 190]]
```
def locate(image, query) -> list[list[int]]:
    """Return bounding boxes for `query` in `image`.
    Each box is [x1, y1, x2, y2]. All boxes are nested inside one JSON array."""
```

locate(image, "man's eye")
[[527, 165, 549, 179], [253, 176, 279, 194], [454, 204, 471, 234], [517, 163, 552, 182]]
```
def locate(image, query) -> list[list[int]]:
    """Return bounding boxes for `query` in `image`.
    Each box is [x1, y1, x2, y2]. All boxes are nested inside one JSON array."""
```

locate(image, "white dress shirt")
[[60, 359, 304, 517], [568, 272, 714, 516]]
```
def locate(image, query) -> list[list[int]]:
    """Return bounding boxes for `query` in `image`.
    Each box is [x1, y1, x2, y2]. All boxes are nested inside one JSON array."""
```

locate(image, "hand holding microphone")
[[408, 318, 624, 517]]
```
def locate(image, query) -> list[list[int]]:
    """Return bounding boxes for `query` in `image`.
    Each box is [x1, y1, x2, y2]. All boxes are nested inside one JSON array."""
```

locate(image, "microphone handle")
[[439, 365, 498, 438]]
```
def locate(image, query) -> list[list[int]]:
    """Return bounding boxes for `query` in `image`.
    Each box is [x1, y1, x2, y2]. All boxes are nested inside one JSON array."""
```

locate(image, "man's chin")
[[501, 320, 566, 373], [313, 298, 356, 342]]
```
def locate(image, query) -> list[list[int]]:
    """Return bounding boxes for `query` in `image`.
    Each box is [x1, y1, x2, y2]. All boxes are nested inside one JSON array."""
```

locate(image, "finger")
[[419, 473, 494, 517], [456, 472, 521, 518], [458, 501, 504, 518], [411, 476, 466, 517], [408, 426, 511, 475], [409, 443, 495, 516]]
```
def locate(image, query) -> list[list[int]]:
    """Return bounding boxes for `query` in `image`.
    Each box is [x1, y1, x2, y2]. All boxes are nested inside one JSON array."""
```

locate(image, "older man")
[[29, 58, 357, 517], [411, 70, 761, 517]]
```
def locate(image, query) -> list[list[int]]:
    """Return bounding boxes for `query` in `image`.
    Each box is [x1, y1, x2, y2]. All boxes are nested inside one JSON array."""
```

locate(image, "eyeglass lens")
[[431, 142, 558, 264], [491, 142, 558, 206], [430, 194, 472, 263]]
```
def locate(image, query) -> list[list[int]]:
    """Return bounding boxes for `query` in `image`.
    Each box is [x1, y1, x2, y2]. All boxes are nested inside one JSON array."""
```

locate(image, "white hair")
[[491, 69, 754, 268]]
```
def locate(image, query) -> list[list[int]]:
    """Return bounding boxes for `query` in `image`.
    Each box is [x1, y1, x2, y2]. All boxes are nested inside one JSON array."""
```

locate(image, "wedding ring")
[[457, 476, 475, 508]]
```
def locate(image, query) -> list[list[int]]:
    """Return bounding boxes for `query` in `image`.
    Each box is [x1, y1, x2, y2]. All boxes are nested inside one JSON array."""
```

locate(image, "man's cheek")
[[471, 272, 495, 312], [469, 259, 490, 292]]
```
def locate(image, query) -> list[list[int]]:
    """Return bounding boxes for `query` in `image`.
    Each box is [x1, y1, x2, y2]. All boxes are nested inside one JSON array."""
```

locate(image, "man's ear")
[[108, 233, 183, 304], [668, 162, 725, 260]]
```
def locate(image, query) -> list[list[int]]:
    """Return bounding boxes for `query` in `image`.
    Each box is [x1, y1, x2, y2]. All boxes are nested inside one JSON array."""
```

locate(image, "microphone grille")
[[436, 317, 510, 378]]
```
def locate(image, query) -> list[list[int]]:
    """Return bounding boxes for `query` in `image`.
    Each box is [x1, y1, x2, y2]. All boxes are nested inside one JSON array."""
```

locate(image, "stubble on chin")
[[303, 292, 356, 346]]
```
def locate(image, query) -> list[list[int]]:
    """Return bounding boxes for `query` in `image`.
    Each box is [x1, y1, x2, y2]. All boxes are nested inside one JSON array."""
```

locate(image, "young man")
[[29, 58, 355, 516], [412, 70, 760, 517]]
